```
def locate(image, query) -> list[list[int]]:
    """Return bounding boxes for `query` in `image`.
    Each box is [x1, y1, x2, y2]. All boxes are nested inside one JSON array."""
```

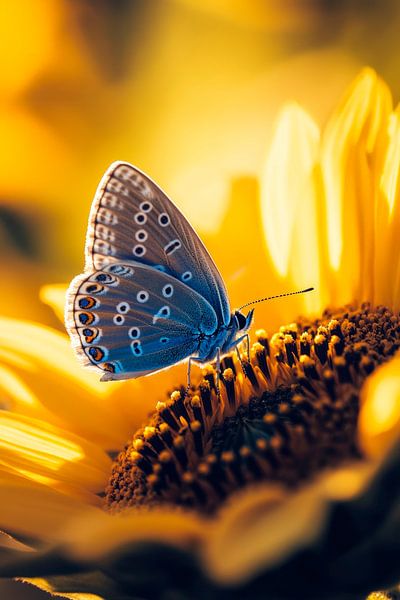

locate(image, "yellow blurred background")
[[2, 0, 400, 329], [2, 1, 400, 598]]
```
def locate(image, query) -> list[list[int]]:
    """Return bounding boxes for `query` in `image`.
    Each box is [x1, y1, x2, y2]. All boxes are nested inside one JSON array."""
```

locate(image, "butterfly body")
[[66, 162, 253, 382], [196, 308, 254, 362]]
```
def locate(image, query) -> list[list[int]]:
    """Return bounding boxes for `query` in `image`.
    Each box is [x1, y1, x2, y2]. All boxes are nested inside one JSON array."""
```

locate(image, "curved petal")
[[40, 284, 68, 324], [376, 105, 400, 310], [59, 508, 205, 563], [0, 470, 99, 543], [358, 355, 400, 459], [204, 457, 390, 588], [204, 483, 325, 584], [321, 67, 392, 306], [22, 577, 107, 600], [0, 411, 111, 499], [0, 317, 132, 449], [261, 102, 324, 317]]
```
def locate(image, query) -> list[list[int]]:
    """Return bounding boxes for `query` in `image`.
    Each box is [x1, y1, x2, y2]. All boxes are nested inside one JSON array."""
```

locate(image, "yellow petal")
[[0, 529, 33, 553], [40, 283, 68, 324], [205, 483, 325, 584], [0, 411, 111, 500], [377, 105, 400, 309], [319, 460, 376, 501], [60, 508, 205, 563], [321, 67, 392, 306], [0, 470, 98, 542], [261, 102, 325, 317], [358, 355, 400, 458], [22, 581, 103, 600], [205, 458, 379, 586], [0, 362, 40, 409], [0, 317, 131, 449]]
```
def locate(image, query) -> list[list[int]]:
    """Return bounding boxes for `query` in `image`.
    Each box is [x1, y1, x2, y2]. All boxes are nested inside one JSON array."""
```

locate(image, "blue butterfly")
[[65, 162, 254, 384]]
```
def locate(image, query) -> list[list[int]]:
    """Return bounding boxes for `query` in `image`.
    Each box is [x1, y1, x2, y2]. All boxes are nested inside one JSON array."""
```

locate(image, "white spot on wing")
[[135, 229, 148, 242], [137, 291, 149, 303], [134, 213, 147, 225], [93, 239, 116, 256], [164, 239, 181, 255], [117, 302, 130, 313], [101, 192, 123, 210], [140, 201, 153, 213], [158, 213, 170, 227], [131, 340, 143, 356], [162, 284, 174, 298], [129, 327, 141, 339], [182, 271, 192, 282], [133, 244, 146, 257], [97, 208, 118, 225], [152, 305, 171, 324], [113, 314, 125, 325]]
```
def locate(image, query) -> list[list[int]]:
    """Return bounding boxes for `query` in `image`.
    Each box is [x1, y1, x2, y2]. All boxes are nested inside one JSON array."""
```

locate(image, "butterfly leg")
[[234, 333, 251, 376], [215, 347, 221, 400], [186, 352, 222, 400], [186, 356, 203, 397]]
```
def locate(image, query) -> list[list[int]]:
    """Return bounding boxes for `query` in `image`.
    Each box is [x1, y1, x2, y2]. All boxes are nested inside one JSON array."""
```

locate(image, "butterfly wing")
[[65, 261, 219, 381], [84, 161, 230, 326]]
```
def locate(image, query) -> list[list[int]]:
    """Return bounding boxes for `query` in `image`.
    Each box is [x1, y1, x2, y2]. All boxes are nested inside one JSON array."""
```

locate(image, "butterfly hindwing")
[[85, 162, 230, 326], [65, 261, 219, 381]]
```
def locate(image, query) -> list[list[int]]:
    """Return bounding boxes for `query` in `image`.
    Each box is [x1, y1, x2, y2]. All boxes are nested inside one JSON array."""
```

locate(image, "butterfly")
[[65, 161, 255, 385]]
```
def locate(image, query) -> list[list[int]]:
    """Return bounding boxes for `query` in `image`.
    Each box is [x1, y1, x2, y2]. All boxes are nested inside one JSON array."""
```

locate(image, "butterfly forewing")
[[85, 162, 230, 326], [66, 261, 219, 381]]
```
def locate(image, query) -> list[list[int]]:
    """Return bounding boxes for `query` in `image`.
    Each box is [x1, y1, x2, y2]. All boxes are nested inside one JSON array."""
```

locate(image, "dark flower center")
[[105, 303, 400, 514]]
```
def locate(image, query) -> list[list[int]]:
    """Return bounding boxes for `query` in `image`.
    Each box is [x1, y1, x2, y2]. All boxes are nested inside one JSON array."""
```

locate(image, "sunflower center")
[[105, 303, 400, 514]]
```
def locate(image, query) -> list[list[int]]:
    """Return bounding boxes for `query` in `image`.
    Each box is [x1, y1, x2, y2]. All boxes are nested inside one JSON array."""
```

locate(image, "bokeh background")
[[2, 1, 400, 598]]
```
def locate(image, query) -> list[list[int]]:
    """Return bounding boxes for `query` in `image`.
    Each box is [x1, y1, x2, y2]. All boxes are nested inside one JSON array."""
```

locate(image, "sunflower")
[[1, 68, 400, 600]]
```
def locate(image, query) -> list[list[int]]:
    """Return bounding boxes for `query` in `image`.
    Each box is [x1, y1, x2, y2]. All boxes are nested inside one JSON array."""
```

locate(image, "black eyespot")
[[182, 271, 192, 281], [137, 291, 149, 303], [129, 327, 140, 339], [158, 213, 170, 226], [117, 302, 130, 313], [140, 202, 152, 212], [131, 340, 143, 356], [235, 311, 247, 330], [162, 284, 173, 298], [133, 245, 145, 256], [136, 230, 147, 241], [135, 213, 146, 225]]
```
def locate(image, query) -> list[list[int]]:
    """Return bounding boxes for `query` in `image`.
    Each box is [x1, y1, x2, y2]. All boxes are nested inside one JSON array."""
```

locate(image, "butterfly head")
[[233, 308, 254, 332]]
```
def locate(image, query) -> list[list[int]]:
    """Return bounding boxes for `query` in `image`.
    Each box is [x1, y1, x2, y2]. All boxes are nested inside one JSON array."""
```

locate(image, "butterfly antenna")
[[238, 287, 314, 311]]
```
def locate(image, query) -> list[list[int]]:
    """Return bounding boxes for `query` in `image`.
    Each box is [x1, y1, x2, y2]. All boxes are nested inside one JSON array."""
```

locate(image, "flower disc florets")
[[106, 303, 400, 513]]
